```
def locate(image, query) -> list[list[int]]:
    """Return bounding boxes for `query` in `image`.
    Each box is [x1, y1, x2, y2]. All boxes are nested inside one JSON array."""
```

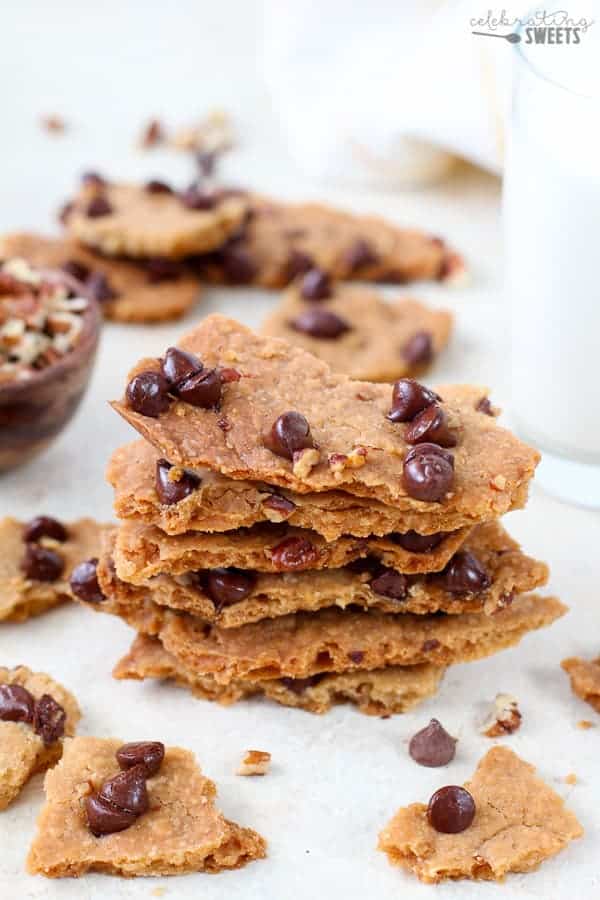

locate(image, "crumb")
[[40, 115, 66, 134], [151, 888, 166, 897], [577, 719, 594, 730], [237, 750, 271, 776], [170, 109, 235, 155], [139, 118, 164, 149], [564, 773, 577, 785], [480, 693, 522, 737]]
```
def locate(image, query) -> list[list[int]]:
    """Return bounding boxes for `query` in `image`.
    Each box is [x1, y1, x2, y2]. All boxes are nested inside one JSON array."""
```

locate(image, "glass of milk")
[[504, 17, 600, 508]]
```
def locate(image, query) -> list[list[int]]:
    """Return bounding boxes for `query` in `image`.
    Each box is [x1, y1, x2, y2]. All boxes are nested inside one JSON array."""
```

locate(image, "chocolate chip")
[[61, 259, 90, 282], [155, 459, 200, 505], [409, 719, 457, 767], [179, 186, 217, 210], [81, 171, 106, 187], [70, 558, 105, 603], [285, 250, 314, 281], [262, 494, 296, 518], [145, 257, 183, 283], [86, 271, 117, 303], [402, 443, 454, 502], [220, 244, 258, 284], [290, 308, 351, 340], [476, 396, 494, 416], [422, 639, 440, 652], [0, 683, 35, 723], [388, 378, 440, 423], [402, 331, 434, 366], [85, 793, 137, 837], [161, 347, 203, 387], [86, 195, 113, 218], [99, 765, 149, 816], [20, 544, 64, 582], [270, 536, 319, 570], [204, 568, 257, 610], [437, 551, 491, 594], [300, 268, 332, 300], [427, 785, 475, 833], [116, 741, 165, 778], [343, 238, 378, 272], [126, 371, 172, 418], [404, 404, 457, 448], [279, 674, 324, 694], [33, 693, 66, 745], [348, 650, 364, 664], [392, 531, 446, 553], [266, 411, 314, 460], [369, 567, 408, 601], [145, 179, 173, 194], [23, 516, 68, 543], [177, 368, 222, 408]]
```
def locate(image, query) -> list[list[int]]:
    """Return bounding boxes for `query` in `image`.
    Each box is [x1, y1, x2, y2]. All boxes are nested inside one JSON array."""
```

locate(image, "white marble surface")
[[1, 3, 599, 898]]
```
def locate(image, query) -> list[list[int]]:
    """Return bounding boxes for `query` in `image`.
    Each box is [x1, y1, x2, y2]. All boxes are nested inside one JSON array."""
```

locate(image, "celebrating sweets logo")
[[471, 9, 594, 43]]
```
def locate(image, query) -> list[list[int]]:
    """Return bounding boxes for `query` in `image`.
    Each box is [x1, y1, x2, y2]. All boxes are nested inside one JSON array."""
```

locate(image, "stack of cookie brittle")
[[73, 314, 564, 716]]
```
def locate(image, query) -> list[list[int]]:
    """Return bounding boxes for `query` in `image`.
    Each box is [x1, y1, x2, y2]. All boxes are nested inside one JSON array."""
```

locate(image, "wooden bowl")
[[0, 299, 102, 472]]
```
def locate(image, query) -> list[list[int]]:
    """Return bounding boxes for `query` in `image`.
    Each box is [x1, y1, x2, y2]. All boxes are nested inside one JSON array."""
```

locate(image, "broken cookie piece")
[[27, 736, 266, 877], [562, 655, 600, 713], [480, 693, 522, 737], [0, 666, 80, 810], [378, 745, 583, 883], [237, 750, 271, 776]]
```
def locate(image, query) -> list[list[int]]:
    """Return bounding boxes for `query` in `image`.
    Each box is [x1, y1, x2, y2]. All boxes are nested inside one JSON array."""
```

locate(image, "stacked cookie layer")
[[80, 314, 563, 716]]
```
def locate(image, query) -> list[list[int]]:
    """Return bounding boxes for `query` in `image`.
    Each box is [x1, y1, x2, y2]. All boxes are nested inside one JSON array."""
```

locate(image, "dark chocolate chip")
[[290, 308, 351, 340], [402, 443, 454, 502], [116, 741, 165, 778], [99, 765, 149, 816], [404, 404, 457, 448], [391, 531, 446, 553], [176, 368, 222, 408], [86, 271, 117, 303], [300, 268, 332, 300], [85, 793, 137, 837], [204, 568, 257, 610], [348, 650, 364, 664], [20, 544, 64, 582], [343, 238, 379, 272], [81, 171, 106, 187], [401, 331, 434, 366], [221, 244, 257, 284], [266, 411, 314, 460], [369, 568, 409, 601], [179, 186, 217, 210], [61, 259, 90, 283], [409, 719, 457, 767], [125, 371, 172, 418], [427, 785, 475, 834], [270, 536, 319, 570], [285, 249, 314, 281], [86, 195, 113, 218], [33, 693, 66, 745], [145, 179, 173, 194], [23, 516, 68, 543], [279, 674, 324, 695], [476, 396, 494, 416], [262, 494, 296, 518], [0, 683, 35, 723], [437, 551, 491, 594], [388, 378, 440, 423], [155, 459, 200, 505], [70, 558, 105, 603], [145, 257, 183, 283], [161, 347, 203, 387]]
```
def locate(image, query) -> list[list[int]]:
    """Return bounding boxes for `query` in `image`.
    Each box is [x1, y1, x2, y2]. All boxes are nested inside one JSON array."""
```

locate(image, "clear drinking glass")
[[504, 18, 600, 508]]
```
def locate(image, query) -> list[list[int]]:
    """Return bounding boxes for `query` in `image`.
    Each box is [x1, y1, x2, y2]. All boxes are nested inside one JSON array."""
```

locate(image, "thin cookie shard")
[[262, 285, 452, 382], [0, 666, 80, 810], [0, 517, 110, 622], [27, 736, 266, 877], [114, 634, 446, 716], [378, 746, 583, 883], [562, 656, 600, 713], [112, 315, 539, 518]]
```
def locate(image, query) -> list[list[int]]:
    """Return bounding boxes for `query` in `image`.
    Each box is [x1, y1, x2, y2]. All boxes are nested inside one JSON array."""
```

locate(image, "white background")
[[1, 3, 599, 898]]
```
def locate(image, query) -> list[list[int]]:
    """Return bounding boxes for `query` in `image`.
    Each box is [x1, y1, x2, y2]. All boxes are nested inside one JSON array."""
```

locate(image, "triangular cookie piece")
[[378, 745, 582, 883], [27, 736, 266, 877]]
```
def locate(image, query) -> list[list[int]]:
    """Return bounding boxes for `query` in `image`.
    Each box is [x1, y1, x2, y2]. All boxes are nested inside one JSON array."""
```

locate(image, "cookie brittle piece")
[[112, 315, 539, 518], [262, 284, 452, 382], [114, 634, 446, 716], [378, 746, 583, 883], [64, 180, 247, 259], [0, 232, 201, 324], [192, 195, 465, 287], [562, 655, 600, 713], [0, 666, 80, 810], [0, 517, 109, 622], [27, 736, 266, 877]]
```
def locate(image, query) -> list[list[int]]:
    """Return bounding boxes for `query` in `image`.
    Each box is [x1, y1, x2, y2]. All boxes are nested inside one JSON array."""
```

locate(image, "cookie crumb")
[[577, 719, 594, 730], [480, 693, 522, 737], [40, 115, 66, 134], [139, 118, 164, 149], [564, 773, 577, 785], [237, 750, 271, 776]]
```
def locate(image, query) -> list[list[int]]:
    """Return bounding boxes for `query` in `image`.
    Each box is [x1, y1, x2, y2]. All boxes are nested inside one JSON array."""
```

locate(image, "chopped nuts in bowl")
[[0, 257, 101, 471]]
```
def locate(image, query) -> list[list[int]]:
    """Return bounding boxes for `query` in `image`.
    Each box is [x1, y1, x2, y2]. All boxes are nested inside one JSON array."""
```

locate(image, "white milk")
[[504, 30, 600, 500]]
